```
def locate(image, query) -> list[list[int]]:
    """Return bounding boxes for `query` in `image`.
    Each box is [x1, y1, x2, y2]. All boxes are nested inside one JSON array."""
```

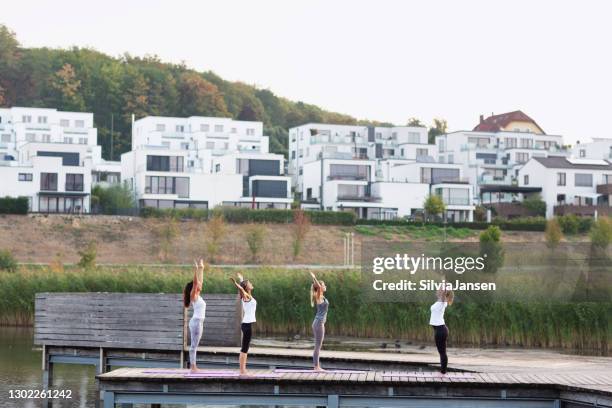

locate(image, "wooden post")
[[42, 344, 53, 408]]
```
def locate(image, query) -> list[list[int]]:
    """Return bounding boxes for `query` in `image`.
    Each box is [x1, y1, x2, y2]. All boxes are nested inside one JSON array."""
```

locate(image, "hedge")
[[140, 207, 356, 226], [139, 206, 585, 231], [357, 217, 547, 231], [0, 196, 29, 214]]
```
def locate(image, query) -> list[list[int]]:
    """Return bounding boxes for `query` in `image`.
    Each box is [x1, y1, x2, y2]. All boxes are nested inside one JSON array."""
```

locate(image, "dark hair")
[[239, 280, 250, 291], [183, 281, 193, 308]]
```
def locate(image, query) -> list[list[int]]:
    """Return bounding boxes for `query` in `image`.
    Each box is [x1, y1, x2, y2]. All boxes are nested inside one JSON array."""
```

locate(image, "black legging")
[[433, 325, 448, 373], [241, 323, 252, 353]]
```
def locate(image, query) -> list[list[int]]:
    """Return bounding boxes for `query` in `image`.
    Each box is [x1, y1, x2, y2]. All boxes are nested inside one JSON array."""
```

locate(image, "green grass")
[[0, 266, 609, 355]]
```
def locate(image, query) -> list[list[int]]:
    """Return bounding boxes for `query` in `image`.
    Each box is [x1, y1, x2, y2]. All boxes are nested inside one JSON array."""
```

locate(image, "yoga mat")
[[184, 372, 282, 378], [274, 369, 368, 374], [381, 372, 475, 378], [143, 369, 233, 375]]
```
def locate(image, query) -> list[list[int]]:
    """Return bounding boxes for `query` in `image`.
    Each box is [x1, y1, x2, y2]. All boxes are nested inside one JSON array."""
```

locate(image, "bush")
[[545, 218, 563, 249], [521, 194, 547, 217], [479, 225, 501, 243], [245, 224, 266, 263], [0, 249, 17, 272], [154, 219, 179, 262], [0, 196, 29, 214], [424, 195, 445, 221], [479, 226, 504, 273], [556, 215, 593, 234], [292, 210, 311, 260], [91, 185, 135, 215], [77, 241, 97, 269], [473, 205, 487, 222], [357, 217, 546, 231], [590, 217, 612, 249], [141, 207, 355, 225], [206, 214, 226, 262]]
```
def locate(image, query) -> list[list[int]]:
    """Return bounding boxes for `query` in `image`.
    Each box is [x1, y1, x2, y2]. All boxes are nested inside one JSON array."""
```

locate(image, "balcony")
[[554, 204, 612, 217], [596, 184, 612, 195], [337, 194, 382, 203], [441, 197, 471, 206], [484, 203, 539, 218], [328, 175, 368, 181]]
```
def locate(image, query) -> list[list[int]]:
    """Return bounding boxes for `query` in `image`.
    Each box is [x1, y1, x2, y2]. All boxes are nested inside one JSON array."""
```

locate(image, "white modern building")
[[122, 116, 292, 209], [0, 107, 112, 212], [572, 138, 612, 161], [289, 123, 433, 192], [518, 156, 612, 218], [289, 123, 473, 220], [435, 111, 567, 203]]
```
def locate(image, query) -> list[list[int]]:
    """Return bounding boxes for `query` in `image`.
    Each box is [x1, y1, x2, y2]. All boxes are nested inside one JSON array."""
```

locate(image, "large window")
[[421, 167, 460, 184], [329, 164, 369, 180], [66, 174, 84, 191], [520, 139, 533, 149], [40, 173, 58, 191], [435, 187, 469, 205], [337, 184, 366, 199], [505, 137, 517, 148], [575, 173, 593, 187], [416, 148, 429, 158], [468, 137, 489, 147], [39, 196, 83, 213], [145, 176, 189, 198], [146, 155, 184, 172], [38, 151, 80, 166], [515, 152, 529, 163], [407, 132, 420, 143]]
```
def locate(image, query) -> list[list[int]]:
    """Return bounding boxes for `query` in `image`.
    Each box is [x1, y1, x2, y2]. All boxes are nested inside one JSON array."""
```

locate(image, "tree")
[[206, 213, 226, 263], [0, 249, 17, 272], [479, 226, 504, 273], [48, 63, 86, 111], [407, 117, 425, 127], [77, 241, 97, 269], [292, 210, 311, 260], [177, 72, 228, 117], [545, 218, 563, 250], [428, 118, 448, 144], [245, 224, 266, 263], [122, 66, 150, 123], [424, 195, 445, 221], [0, 25, 20, 106]]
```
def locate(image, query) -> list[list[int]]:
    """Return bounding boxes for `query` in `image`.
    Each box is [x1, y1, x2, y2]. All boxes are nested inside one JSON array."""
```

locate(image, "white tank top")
[[242, 298, 257, 323], [192, 296, 206, 320], [429, 301, 447, 326]]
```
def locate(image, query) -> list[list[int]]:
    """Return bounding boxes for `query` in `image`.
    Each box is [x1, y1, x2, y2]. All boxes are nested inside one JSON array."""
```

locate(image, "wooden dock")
[[97, 367, 612, 408]]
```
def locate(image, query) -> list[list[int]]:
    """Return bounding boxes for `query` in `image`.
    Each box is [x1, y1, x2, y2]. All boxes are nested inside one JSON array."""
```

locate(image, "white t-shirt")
[[242, 298, 257, 323], [192, 296, 206, 320], [429, 301, 447, 326]]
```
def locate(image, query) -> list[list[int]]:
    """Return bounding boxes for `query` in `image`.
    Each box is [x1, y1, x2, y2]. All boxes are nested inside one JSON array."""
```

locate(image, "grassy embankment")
[[0, 266, 608, 355]]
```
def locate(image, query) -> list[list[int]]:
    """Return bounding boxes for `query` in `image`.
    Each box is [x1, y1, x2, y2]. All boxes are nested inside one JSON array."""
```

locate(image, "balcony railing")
[[596, 183, 612, 195], [337, 195, 382, 203], [441, 197, 470, 206], [328, 175, 368, 181], [554, 204, 612, 217]]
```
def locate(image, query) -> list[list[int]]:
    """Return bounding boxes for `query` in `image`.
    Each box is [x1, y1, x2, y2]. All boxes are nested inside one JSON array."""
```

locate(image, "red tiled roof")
[[473, 110, 545, 134]]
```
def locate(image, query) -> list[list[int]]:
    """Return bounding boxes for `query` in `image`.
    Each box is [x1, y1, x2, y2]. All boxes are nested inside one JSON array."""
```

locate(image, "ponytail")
[[310, 283, 320, 307], [183, 281, 193, 308]]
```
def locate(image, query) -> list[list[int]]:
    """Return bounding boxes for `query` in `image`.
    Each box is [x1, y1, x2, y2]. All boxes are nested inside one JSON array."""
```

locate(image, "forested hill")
[[0, 25, 399, 160]]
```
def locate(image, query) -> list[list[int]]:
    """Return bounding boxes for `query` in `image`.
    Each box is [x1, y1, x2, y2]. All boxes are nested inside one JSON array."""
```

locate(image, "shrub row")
[[0, 196, 29, 214], [556, 214, 594, 235], [140, 207, 356, 226], [357, 217, 547, 231]]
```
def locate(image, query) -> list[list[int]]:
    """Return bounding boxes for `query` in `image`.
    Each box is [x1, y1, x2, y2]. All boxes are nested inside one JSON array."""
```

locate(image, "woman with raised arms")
[[429, 287, 454, 375], [183, 259, 207, 373], [310, 272, 329, 371], [230, 273, 257, 375]]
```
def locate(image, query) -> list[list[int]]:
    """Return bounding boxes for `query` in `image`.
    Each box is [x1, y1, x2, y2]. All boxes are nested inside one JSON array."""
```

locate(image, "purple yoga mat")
[[274, 369, 368, 374]]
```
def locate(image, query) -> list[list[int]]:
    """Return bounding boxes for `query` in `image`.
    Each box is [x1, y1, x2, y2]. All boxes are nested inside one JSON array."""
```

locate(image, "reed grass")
[[0, 266, 609, 355]]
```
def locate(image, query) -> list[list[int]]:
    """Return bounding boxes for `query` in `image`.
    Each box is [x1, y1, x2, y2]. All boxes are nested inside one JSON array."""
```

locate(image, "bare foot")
[[190, 367, 200, 374], [240, 371, 249, 376], [314, 366, 325, 372]]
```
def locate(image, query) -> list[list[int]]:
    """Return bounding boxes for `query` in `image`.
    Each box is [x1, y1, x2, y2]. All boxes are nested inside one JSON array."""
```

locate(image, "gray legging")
[[188, 318, 204, 367], [312, 319, 325, 366]]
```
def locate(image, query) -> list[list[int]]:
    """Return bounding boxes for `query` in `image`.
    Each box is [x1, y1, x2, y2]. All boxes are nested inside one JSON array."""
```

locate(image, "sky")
[[2, 0, 611, 145]]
